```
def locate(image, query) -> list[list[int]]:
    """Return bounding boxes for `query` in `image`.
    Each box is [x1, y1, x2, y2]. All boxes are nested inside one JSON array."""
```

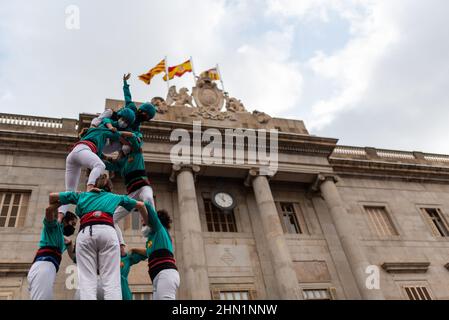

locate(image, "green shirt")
[[145, 202, 173, 257], [123, 80, 142, 132], [120, 252, 147, 300], [104, 133, 145, 179], [81, 125, 121, 156], [38, 218, 66, 253], [58, 191, 138, 217]]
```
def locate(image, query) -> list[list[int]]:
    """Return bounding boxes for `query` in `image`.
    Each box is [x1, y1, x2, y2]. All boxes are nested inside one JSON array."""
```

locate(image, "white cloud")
[[306, 1, 399, 130], [1, 0, 449, 154], [266, 0, 400, 130], [0, 0, 303, 118]]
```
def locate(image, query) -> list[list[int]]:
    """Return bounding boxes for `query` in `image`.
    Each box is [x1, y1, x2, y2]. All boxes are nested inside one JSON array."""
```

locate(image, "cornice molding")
[[381, 262, 430, 274], [0, 262, 33, 277], [330, 157, 449, 182]]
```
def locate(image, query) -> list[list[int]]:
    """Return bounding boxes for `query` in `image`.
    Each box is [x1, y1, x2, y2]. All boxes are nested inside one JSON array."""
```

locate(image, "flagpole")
[[216, 63, 225, 92], [164, 55, 170, 94], [190, 56, 197, 83]]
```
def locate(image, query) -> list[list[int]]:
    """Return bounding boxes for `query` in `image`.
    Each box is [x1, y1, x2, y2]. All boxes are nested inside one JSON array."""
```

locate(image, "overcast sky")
[[1, 0, 448, 154]]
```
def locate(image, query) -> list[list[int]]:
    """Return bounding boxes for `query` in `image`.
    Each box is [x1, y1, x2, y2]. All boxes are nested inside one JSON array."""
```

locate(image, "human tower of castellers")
[[27, 74, 179, 300]]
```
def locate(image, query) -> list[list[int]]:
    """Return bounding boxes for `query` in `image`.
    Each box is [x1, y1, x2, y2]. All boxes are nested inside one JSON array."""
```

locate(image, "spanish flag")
[[138, 59, 166, 85], [200, 68, 220, 81], [163, 60, 193, 81]]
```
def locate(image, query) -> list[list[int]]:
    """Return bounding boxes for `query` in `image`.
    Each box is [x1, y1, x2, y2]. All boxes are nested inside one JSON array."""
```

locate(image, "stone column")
[[171, 164, 211, 299], [319, 175, 384, 300], [246, 169, 301, 299]]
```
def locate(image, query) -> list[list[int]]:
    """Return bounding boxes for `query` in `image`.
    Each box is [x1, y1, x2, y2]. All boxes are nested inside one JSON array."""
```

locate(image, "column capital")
[[309, 173, 340, 193], [244, 167, 274, 187], [169, 164, 201, 182]]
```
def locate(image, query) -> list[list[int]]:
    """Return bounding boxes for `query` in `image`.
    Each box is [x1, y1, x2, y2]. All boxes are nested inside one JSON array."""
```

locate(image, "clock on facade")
[[211, 191, 236, 211]]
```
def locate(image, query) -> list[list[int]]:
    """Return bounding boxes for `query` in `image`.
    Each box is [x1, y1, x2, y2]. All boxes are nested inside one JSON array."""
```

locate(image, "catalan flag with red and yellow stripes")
[[200, 68, 220, 81], [163, 60, 193, 81], [138, 59, 166, 85]]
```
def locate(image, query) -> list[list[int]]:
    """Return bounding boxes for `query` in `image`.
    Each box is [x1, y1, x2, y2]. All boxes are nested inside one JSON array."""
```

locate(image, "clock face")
[[213, 192, 235, 209]]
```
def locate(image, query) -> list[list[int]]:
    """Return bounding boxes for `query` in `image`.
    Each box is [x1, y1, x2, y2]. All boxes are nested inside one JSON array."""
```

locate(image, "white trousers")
[[153, 269, 180, 300], [60, 144, 106, 214], [114, 185, 154, 245], [74, 276, 104, 300], [91, 109, 113, 127], [27, 261, 57, 300], [76, 224, 121, 300]]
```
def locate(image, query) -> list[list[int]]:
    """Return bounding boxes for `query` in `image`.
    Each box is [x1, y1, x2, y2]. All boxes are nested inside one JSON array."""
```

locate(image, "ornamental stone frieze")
[[147, 72, 272, 124]]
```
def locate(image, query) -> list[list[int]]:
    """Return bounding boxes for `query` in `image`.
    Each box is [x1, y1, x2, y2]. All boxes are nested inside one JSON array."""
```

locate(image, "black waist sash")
[[33, 246, 62, 272], [147, 249, 177, 281]]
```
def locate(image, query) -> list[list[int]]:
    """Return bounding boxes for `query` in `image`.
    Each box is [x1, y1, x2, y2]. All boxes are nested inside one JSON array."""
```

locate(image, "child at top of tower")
[[122, 73, 157, 132], [90, 73, 157, 133]]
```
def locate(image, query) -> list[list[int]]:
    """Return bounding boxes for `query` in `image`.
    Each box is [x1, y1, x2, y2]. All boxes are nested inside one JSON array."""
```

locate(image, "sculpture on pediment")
[[253, 110, 271, 124], [191, 73, 224, 112], [190, 106, 237, 121], [151, 96, 169, 114], [224, 92, 246, 113], [166, 85, 194, 107]]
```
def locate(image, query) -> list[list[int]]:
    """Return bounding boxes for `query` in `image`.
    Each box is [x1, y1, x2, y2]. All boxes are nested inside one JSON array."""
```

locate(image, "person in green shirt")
[[60, 123, 134, 215], [122, 73, 157, 132], [141, 202, 179, 300], [104, 132, 155, 247], [27, 205, 77, 300], [49, 174, 149, 300], [119, 245, 147, 300], [100, 73, 157, 155]]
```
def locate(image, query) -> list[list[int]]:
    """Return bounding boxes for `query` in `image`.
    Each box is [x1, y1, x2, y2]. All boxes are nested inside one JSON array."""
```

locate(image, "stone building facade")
[[1, 79, 449, 300]]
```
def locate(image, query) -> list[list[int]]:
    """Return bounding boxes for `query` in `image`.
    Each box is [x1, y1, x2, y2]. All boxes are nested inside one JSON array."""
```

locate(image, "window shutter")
[[437, 209, 449, 235], [16, 193, 29, 227], [294, 203, 309, 234], [274, 202, 286, 233], [422, 209, 440, 236]]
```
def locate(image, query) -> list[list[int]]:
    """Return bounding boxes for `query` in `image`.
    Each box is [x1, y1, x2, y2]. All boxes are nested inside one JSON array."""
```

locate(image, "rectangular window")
[[0, 191, 30, 228], [302, 288, 332, 300], [218, 291, 250, 300], [132, 292, 153, 300], [364, 206, 398, 237], [203, 195, 237, 233], [421, 208, 449, 237], [276, 202, 308, 234], [403, 285, 432, 300]]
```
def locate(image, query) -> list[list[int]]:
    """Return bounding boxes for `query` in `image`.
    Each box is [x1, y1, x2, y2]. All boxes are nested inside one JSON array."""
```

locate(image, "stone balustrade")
[[332, 146, 449, 166], [0, 113, 78, 133]]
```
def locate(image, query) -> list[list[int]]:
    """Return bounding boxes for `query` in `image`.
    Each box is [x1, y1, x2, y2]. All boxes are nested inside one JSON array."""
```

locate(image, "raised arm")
[[144, 201, 162, 231], [135, 201, 149, 226], [49, 192, 61, 206], [123, 73, 133, 106], [45, 204, 58, 222], [51, 191, 80, 206]]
